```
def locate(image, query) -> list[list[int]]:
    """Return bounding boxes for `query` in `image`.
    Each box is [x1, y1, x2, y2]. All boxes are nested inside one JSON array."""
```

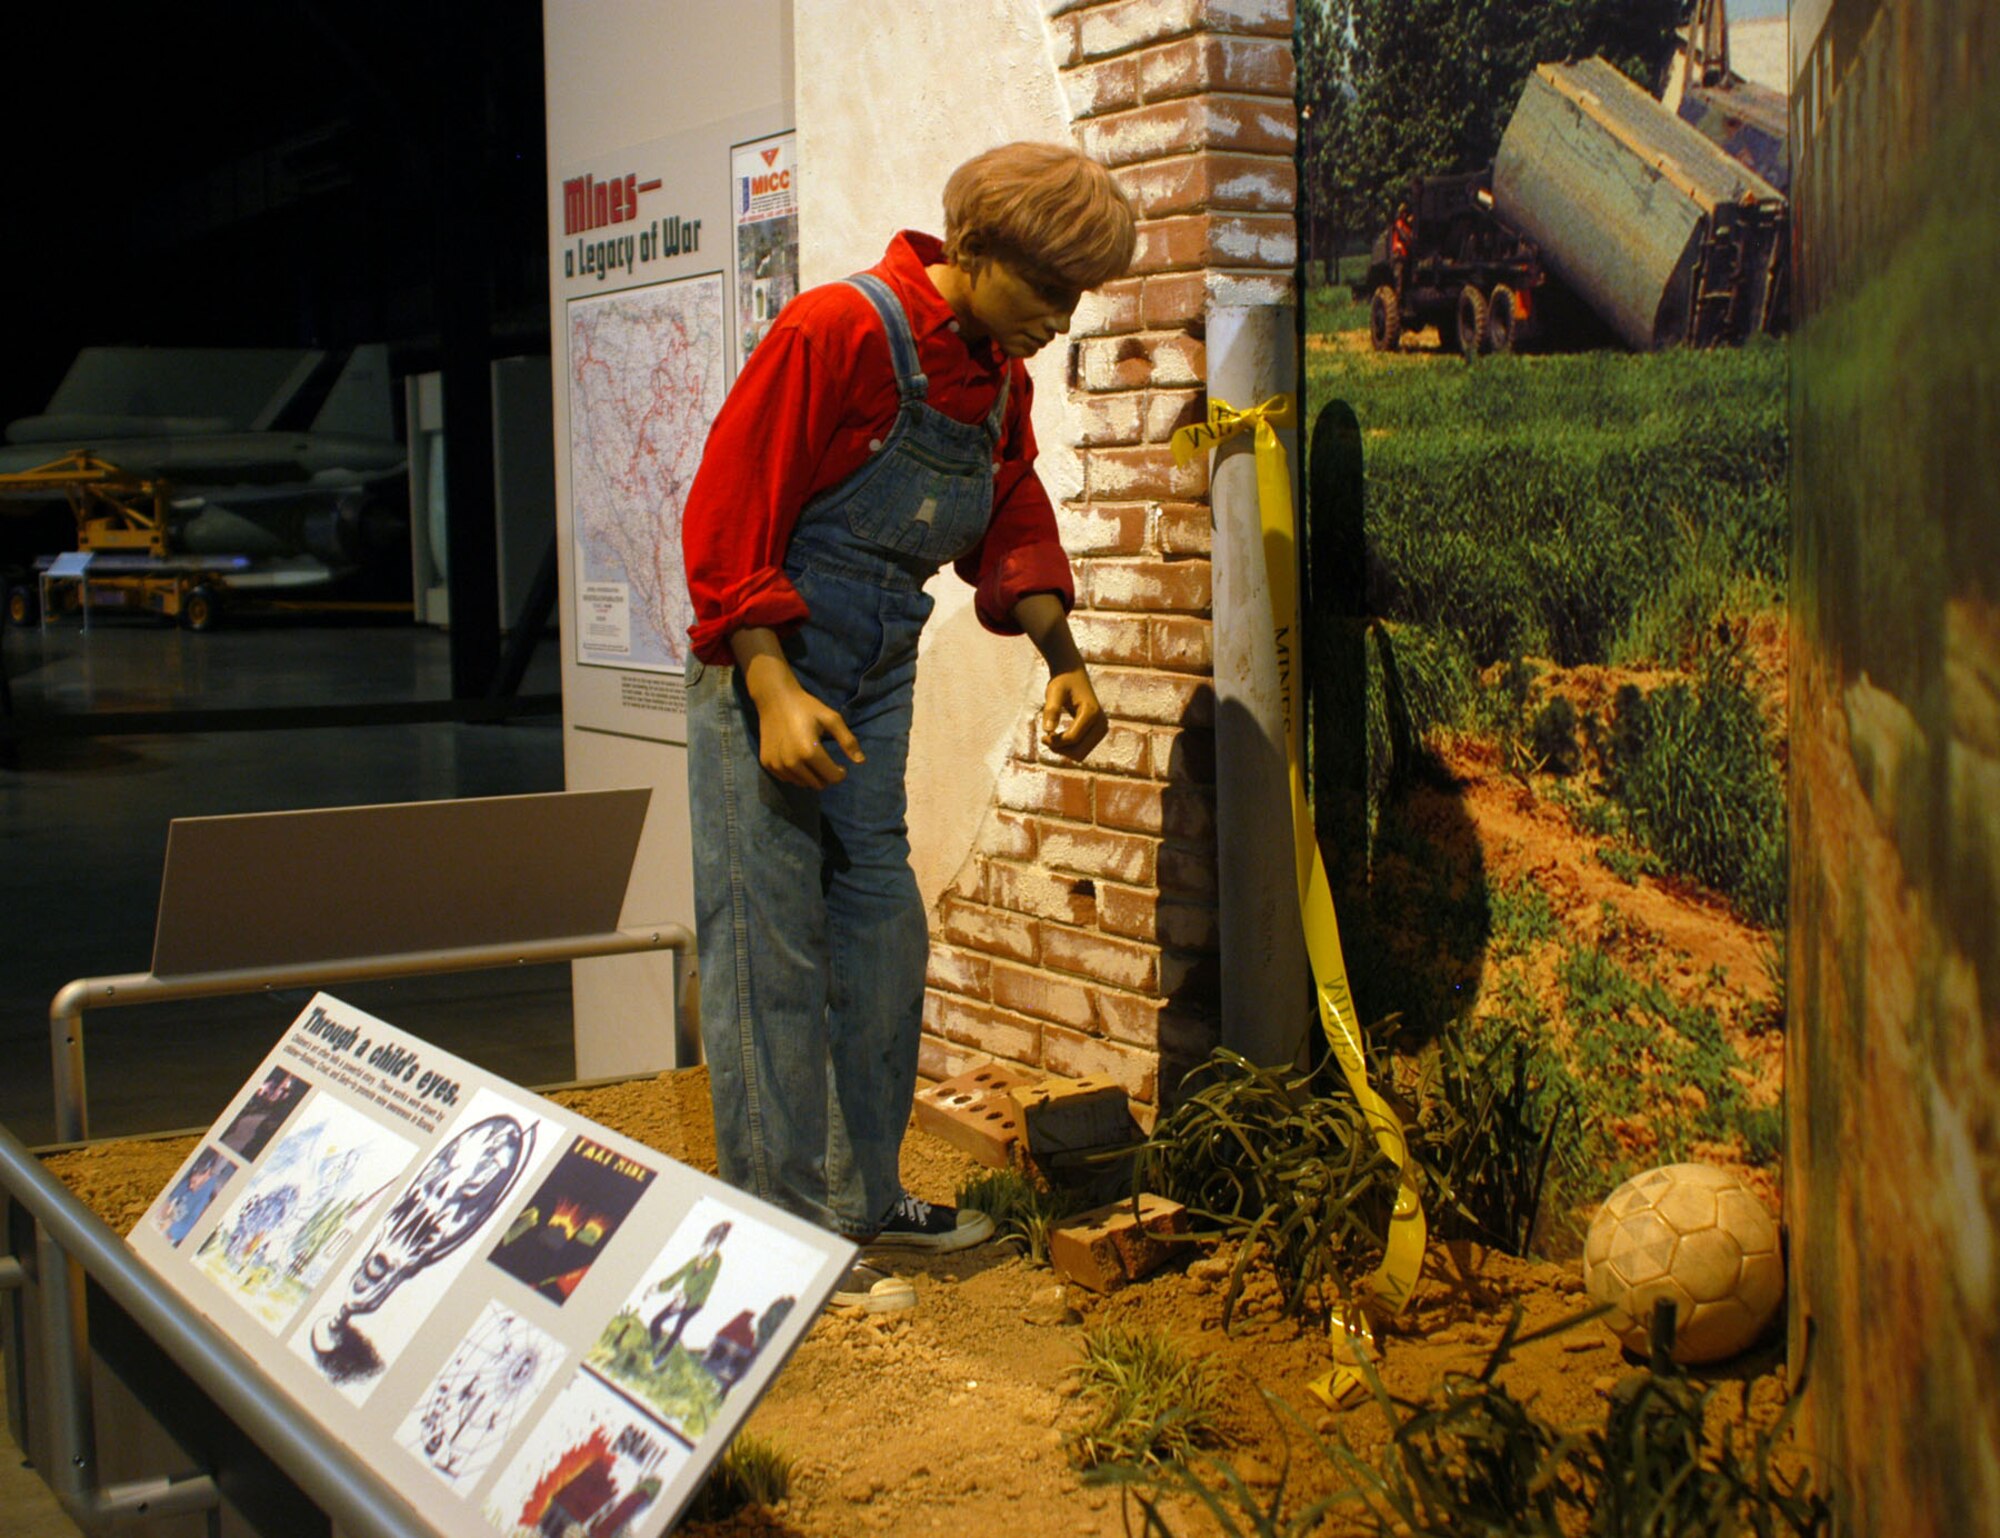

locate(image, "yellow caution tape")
[[1171, 395, 1427, 1409]]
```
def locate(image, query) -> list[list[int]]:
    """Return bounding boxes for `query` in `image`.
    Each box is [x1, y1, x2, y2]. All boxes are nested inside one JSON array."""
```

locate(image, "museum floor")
[[0, 618, 574, 1148]]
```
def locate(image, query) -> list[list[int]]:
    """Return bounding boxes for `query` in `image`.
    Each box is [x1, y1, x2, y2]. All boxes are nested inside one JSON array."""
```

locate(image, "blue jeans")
[[686, 565, 936, 1236]]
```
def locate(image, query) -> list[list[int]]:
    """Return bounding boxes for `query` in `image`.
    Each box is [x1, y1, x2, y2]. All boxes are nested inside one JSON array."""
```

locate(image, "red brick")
[[1151, 725, 1216, 782], [1060, 54, 1141, 120], [1085, 446, 1207, 502], [1114, 152, 1296, 218], [1158, 841, 1218, 898], [991, 961, 1098, 1032], [1097, 882, 1159, 941], [925, 990, 1044, 1065], [1131, 214, 1212, 275], [982, 809, 1038, 861], [1042, 924, 1160, 993], [1136, 34, 1296, 103], [1068, 610, 1151, 668], [996, 762, 1094, 820], [990, 859, 1099, 926], [1150, 614, 1213, 670], [1074, 0, 1200, 60], [946, 851, 987, 903], [1010, 1075, 1139, 1157], [1072, 392, 1145, 448], [1056, 502, 1149, 556], [1093, 666, 1216, 728], [1141, 272, 1207, 328], [1083, 557, 1211, 613], [1047, 10, 1083, 68], [918, 1033, 987, 1086], [1078, 96, 1296, 169], [1072, 276, 1144, 338], [1042, 1025, 1160, 1103], [1073, 721, 1151, 776], [927, 944, 993, 999], [1155, 501, 1214, 555], [1131, 209, 1296, 274], [1146, 389, 1206, 444], [939, 897, 1039, 964], [1097, 778, 1163, 835], [1049, 1195, 1191, 1292], [1094, 985, 1164, 1045], [1163, 785, 1216, 842], [1038, 819, 1158, 886], [913, 1053, 1039, 1165], [1075, 0, 1290, 63], [1159, 901, 1220, 952], [1077, 332, 1205, 393]]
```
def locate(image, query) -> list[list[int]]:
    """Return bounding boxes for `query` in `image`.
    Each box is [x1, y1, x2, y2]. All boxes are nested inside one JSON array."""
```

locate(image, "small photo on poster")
[[149, 1146, 238, 1248], [292, 1089, 562, 1402], [732, 130, 798, 371], [193, 1099, 417, 1332], [394, 1300, 566, 1495], [218, 1068, 311, 1161], [582, 1195, 820, 1443], [481, 1369, 691, 1537], [486, 1135, 656, 1305]]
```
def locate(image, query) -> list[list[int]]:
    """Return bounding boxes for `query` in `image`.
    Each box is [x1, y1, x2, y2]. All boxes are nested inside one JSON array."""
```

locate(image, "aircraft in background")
[[0, 344, 410, 607]]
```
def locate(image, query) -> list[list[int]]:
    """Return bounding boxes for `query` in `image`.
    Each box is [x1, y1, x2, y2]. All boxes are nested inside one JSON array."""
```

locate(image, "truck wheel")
[[6, 584, 36, 627], [182, 587, 220, 632], [1488, 286, 1520, 354], [1456, 285, 1490, 359], [1369, 286, 1403, 352]]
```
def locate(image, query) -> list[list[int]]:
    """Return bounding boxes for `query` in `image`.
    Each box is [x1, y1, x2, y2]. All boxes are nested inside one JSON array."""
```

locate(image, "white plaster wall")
[[546, 0, 793, 1074], [794, 0, 1078, 908]]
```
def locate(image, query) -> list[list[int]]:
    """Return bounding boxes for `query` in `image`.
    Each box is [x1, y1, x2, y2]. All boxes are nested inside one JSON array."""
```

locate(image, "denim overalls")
[[686, 273, 1010, 1236]]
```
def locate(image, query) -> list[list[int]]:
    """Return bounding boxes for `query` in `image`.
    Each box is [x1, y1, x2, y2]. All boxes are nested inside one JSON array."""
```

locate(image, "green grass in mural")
[[1607, 652, 1788, 928], [1302, 304, 1787, 672]]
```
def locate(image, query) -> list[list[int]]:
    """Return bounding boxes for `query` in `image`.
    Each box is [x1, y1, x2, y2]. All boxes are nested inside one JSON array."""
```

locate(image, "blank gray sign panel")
[[150, 788, 652, 977]]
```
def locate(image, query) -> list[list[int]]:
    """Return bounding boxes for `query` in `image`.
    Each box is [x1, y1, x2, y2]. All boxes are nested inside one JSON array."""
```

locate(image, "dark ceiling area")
[[0, 0, 553, 428]]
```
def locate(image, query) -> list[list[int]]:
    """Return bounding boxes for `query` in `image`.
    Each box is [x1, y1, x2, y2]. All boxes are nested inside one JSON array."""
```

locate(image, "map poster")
[[128, 992, 854, 1538], [732, 131, 799, 373], [566, 272, 728, 680]]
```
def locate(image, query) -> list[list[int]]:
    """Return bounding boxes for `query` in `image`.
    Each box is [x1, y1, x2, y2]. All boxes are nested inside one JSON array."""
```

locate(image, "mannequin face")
[[960, 259, 1081, 359]]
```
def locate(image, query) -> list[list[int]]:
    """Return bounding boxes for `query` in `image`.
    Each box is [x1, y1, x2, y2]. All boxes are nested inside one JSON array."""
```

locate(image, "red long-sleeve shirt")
[[682, 231, 1075, 664]]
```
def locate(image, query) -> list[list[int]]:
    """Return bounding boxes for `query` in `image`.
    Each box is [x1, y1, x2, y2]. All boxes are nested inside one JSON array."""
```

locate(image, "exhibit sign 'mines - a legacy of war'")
[[129, 993, 851, 1538], [552, 106, 797, 746]]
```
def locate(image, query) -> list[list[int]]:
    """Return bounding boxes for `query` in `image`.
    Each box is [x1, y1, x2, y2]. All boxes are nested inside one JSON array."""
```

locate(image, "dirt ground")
[[46, 1068, 1799, 1538]]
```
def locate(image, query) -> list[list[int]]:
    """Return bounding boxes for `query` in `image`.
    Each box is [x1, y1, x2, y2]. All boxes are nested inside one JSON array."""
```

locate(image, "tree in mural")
[[1296, 0, 1686, 261]]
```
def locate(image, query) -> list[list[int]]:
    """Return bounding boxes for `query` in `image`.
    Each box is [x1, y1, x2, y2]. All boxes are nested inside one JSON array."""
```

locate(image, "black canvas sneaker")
[[863, 1192, 996, 1254]]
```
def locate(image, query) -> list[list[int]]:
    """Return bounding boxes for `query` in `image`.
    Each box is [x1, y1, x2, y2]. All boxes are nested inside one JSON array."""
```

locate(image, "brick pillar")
[[920, 0, 1297, 1120]]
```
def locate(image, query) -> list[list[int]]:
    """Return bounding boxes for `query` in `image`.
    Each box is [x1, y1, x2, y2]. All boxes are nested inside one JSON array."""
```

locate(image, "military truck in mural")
[[1357, 57, 1788, 355]]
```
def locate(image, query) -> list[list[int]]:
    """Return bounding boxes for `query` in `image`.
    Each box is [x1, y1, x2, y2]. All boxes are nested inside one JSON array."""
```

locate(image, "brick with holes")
[[913, 1060, 1045, 1167]]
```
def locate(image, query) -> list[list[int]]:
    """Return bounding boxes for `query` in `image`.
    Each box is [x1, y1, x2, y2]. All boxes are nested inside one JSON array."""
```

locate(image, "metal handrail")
[[51, 924, 693, 1142], [0, 1118, 433, 1538]]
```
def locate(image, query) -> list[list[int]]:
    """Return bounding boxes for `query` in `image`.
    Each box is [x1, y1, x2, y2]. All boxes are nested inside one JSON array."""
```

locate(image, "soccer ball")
[[1581, 1162, 1784, 1364]]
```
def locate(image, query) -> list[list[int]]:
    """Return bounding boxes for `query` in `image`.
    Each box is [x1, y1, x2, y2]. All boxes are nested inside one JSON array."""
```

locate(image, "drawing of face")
[[338, 1115, 533, 1320]]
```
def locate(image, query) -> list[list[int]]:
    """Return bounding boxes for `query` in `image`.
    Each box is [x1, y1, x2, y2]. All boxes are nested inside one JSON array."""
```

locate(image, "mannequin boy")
[[681, 142, 1136, 1307]]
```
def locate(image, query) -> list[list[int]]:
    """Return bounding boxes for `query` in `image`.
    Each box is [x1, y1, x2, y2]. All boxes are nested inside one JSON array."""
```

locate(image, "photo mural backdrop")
[[1295, 0, 1790, 1248]]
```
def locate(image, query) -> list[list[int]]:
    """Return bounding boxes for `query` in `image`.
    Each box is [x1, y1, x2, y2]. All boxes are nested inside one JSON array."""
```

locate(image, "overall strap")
[[842, 273, 927, 404], [982, 363, 1012, 448]]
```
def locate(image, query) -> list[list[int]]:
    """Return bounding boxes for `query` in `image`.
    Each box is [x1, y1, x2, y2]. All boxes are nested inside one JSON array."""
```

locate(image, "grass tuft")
[[1070, 1325, 1228, 1473], [955, 1168, 1080, 1266], [684, 1432, 791, 1522]]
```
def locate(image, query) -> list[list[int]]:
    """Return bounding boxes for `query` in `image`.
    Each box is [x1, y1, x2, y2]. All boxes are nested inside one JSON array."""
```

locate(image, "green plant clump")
[[1106, 1308, 1831, 1538], [1071, 1324, 1228, 1473], [955, 1168, 1080, 1266], [684, 1432, 792, 1523]]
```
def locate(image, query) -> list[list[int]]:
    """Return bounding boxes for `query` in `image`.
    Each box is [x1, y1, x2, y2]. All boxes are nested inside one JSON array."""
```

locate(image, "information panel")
[[130, 993, 852, 1538]]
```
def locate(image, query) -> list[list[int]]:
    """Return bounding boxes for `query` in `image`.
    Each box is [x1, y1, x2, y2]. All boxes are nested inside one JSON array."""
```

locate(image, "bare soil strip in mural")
[[49, 1068, 1805, 1538]]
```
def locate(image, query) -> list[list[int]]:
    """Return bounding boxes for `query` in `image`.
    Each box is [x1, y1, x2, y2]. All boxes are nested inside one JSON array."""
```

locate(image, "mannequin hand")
[[752, 677, 864, 789], [1041, 666, 1106, 760]]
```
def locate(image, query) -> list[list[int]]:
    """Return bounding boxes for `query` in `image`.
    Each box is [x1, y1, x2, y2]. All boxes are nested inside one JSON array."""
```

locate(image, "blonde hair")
[[942, 141, 1136, 292]]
